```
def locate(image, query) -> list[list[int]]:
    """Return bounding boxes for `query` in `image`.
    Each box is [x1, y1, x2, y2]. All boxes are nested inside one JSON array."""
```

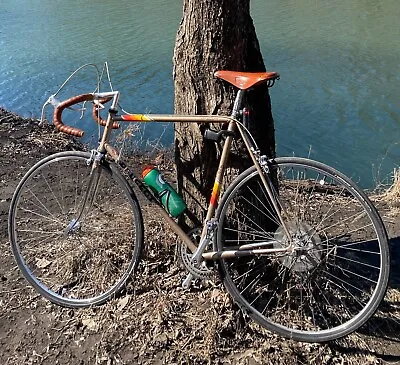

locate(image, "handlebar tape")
[[53, 94, 119, 137]]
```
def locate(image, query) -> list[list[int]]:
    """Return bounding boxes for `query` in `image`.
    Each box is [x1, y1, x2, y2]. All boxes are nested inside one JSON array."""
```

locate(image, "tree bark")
[[173, 0, 275, 228]]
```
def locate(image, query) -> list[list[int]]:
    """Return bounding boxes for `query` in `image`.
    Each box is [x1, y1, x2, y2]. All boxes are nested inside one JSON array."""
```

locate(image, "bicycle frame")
[[91, 89, 294, 262]]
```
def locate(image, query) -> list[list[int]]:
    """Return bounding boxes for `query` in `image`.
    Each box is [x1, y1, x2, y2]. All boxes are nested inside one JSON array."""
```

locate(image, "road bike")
[[8, 69, 390, 342]]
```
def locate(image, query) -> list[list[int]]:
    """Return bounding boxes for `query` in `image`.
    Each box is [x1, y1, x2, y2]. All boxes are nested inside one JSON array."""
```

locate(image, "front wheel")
[[216, 157, 390, 342], [9, 151, 144, 308]]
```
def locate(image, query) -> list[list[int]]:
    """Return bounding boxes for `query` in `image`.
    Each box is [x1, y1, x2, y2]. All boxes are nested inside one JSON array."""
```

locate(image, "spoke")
[[314, 240, 381, 256], [223, 225, 275, 241], [41, 170, 66, 214], [242, 183, 281, 226], [18, 233, 62, 250], [332, 245, 381, 255], [223, 238, 275, 244], [323, 275, 366, 309], [318, 221, 374, 245], [27, 186, 64, 223], [326, 262, 378, 285], [16, 228, 63, 235], [18, 198, 64, 225], [312, 280, 343, 328], [292, 169, 319, 222], [311, 185, 348, 231], [230, 260, 266, 283], [73, 165, 86, 214], [321, 268, 366, 295], [240, 272, 263, 296], [314, 208, 370, 237], [260, 285, 282, 316], [228, 205, 275, 239], [331, 253, 381, 271]]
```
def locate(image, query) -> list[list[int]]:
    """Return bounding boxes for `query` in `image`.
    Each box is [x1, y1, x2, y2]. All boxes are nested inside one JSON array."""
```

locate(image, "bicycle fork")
[[64, 150, 103, 236]]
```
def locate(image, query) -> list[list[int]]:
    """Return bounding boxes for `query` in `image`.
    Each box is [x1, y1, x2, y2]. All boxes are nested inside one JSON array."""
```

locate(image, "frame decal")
[[121, 114, 152, 121], [210, 181, 221, 207]]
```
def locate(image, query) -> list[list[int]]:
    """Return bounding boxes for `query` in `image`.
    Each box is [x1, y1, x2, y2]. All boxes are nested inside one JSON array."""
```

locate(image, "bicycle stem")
[[97, 91, 120, 153]]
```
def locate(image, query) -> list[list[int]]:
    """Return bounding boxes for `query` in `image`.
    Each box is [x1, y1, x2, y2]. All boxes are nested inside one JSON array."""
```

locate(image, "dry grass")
[[369, 168, 400, 225], [376, 168, 400, 204]]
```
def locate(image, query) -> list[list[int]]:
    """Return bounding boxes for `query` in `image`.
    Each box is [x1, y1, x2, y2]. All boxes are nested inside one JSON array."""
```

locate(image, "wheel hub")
[[274, 221, 322, 272], [64, 218, 81, 237]]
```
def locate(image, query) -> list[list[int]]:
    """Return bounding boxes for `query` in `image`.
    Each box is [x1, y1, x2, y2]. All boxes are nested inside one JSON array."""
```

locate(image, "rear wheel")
[[9, 151, 144, 308], [216, 157, 390, 342]]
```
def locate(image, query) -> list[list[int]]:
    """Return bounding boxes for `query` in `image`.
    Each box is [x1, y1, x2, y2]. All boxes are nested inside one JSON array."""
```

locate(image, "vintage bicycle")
[[8, 68, 390, 342]]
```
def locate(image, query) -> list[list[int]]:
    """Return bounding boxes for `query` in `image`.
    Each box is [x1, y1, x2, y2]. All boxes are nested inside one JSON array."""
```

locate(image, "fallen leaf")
[[82, 318, 99, 332], [117, 296, 130, 311], [36, 258, 51, 269]]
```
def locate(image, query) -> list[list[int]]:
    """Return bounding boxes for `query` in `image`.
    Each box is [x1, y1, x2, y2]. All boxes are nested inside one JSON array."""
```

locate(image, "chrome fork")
[[64, 150, 103, 236]]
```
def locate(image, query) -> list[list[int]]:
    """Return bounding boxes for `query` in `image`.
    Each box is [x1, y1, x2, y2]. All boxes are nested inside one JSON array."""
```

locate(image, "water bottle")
[[142, 166, 187, 217]]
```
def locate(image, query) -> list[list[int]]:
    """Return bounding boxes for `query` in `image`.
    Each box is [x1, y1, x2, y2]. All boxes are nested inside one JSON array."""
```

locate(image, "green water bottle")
[[142, 166, 187, 217]]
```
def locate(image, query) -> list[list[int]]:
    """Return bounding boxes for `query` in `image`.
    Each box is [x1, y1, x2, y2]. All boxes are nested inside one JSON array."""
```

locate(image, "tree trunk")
[[173, 0, 275, 228]]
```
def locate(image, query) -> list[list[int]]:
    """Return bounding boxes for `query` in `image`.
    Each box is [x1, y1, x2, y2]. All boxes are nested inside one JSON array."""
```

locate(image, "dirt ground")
[[0, 108, 399, 364]]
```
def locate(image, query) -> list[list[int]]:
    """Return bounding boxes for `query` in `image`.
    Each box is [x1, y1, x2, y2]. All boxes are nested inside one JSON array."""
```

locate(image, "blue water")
[[0, 0, 399, 188], [252, 0, 400, 188]]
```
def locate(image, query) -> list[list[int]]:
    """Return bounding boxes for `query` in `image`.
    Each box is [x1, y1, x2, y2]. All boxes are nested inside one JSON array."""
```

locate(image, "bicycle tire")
[[9, 151, 144, 308], [216, 157, 390, 342]]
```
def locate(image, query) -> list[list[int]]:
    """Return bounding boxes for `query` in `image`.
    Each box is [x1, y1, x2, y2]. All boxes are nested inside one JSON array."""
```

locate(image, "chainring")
[[180, 227, 214, 279]]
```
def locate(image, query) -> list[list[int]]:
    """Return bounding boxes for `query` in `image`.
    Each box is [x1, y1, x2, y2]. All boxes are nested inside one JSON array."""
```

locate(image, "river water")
[[0, 0, 399, 188]]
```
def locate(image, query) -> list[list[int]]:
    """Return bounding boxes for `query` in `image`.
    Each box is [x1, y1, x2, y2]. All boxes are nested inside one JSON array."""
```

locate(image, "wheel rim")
[[217, 161, 389, 340]]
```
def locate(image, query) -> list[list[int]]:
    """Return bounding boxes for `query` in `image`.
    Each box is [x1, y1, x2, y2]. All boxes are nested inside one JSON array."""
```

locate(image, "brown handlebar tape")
[[53, 94, 119, 137]]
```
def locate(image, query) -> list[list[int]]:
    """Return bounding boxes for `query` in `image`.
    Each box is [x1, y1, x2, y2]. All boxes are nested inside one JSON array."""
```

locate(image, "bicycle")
[[8, 69, 390, 343]]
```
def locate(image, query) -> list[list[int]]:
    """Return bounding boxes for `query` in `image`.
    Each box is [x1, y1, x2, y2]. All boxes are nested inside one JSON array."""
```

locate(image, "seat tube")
[[202, 90, 245, 229]]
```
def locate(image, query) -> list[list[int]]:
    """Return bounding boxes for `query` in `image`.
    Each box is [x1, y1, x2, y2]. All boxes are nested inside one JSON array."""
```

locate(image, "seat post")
[[231, 89, 245, 119]]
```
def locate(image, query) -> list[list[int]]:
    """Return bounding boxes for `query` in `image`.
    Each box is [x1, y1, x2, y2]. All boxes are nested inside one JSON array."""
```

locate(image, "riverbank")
[[0, 108, 399, 364]]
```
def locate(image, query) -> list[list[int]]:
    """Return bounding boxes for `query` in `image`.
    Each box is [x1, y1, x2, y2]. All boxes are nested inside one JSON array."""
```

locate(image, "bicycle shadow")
[[329, 310, 400, 362], [329, 237, 400, 362], [389, 236, 400, 289], [328, 342, 400, 364]]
